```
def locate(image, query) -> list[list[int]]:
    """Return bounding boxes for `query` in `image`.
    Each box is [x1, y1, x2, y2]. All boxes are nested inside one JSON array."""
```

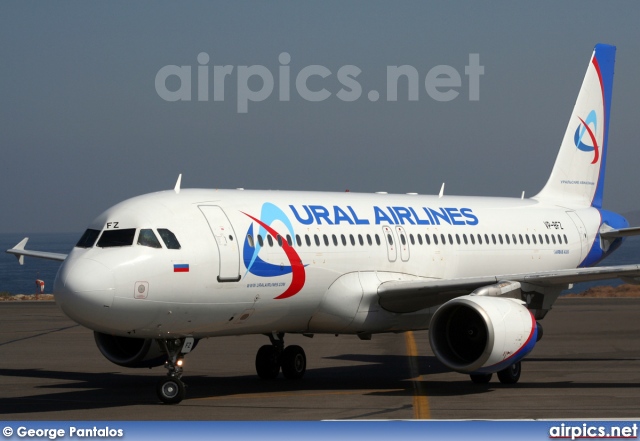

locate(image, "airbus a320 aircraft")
[[8, 44, 640, 404]]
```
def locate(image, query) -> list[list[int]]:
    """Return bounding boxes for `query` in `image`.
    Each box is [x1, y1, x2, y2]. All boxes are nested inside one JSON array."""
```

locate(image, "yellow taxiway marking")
[[404, 331, 430, 419]]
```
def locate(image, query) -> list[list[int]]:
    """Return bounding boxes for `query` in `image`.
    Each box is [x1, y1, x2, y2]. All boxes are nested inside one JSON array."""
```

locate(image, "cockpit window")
[[97, 229, 136, 248], [137, 229, 162, 248], [76, 229, 100, 248], [158, 228, 181, 249]]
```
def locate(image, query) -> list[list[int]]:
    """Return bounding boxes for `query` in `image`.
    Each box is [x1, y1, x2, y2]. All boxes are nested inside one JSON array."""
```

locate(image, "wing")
[[6, 237, 68, 265], [378, 264, 640, 313]]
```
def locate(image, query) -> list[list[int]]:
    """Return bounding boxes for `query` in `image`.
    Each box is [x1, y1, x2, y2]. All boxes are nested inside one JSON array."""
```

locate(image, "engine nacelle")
[[94, 332, 167, 368], [429, 295, 537, 374]]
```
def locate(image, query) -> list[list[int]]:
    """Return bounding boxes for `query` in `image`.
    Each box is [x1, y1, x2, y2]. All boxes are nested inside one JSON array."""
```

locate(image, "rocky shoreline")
[[2, 284, 640, 301]]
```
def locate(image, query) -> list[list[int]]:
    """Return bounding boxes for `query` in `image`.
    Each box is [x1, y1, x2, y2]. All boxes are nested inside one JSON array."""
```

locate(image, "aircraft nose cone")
[[54, 258, 115, 329]]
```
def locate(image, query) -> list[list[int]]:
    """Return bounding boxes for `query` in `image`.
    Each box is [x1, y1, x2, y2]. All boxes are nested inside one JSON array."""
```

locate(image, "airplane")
[[8, 43, 640, 405]]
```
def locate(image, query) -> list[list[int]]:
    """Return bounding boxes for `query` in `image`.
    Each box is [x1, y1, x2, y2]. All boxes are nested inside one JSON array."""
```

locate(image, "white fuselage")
[[52, 189, 600, 339]]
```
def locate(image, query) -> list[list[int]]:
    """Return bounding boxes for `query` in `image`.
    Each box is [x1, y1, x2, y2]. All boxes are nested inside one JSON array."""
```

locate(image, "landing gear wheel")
[[497, 361, 521, 384], [281, 345, 306, 380], [470, 373, 492, 384], [256, 345, 281, 379], [157, 377, 185, 404]]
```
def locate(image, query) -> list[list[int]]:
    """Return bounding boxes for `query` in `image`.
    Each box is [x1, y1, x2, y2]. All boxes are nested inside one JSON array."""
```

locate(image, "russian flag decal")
[[173, 264, 189, 273]]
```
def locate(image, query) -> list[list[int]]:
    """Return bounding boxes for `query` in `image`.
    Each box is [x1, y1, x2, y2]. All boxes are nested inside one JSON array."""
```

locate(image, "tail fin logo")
[[574, 110, 600, 164]]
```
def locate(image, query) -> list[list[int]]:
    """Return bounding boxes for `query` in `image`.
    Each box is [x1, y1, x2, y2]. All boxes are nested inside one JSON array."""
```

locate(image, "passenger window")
[[531, 234, 536, 245], [519, 234, 524, 244], [98, 228, 137, 248], [400, 234, 406, 246], [350, 234, 356, 246], [463, 234, 468, 245], [358, 234, 364, 246], [258, 235, 264, 247], [470, 234, 475, 245], [538, 234, 543, 244], [499, 234, 504, 245], [484, 234, 489, 244], [477, 234, 482, 245], [505, 234, 510, 245], [551, 235, 556, 245], [286, 234, 292, 246], [375, 234, 381, 245], [455, 234, 460, 245], [441, 234, 446, 245], [323, 234, 329, 246], [545, 234, 550, 244], [341, 234, 347, 246], [247, 234, 255, 248], [138, 229, 162, 248], [305, 235, 311, 246], [387, 234, 394, 245], [367, 234, 373, 246], [417, 234, 423, 245], [492, 234, 496, 245], [409, 234, 415, 245], [296, 234, 302, 247], [512, 234, 517, 244], [332, 234, 338, 246], [448, 234, 453, 245], [564, 234, 568, 244], [157, 229, 181, 249], [277, 235, 283, 247], [314, 235, 320, 246], [433, 234, 438, 245], [267, 235, 274, 247], [76, 229, 100, 248]]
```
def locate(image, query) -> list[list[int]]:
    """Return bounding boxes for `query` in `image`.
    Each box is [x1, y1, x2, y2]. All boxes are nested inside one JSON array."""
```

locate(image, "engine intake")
[[429, 295, 537, 374], [94, 332, 167, 368]]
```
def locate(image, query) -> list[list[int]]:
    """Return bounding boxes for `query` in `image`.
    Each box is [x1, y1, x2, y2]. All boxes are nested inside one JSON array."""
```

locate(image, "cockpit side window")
[[76, 229, 100, 248], [137, 229, 162, 248], [158, 228, 181, 250], [97, 229, 136, 248]]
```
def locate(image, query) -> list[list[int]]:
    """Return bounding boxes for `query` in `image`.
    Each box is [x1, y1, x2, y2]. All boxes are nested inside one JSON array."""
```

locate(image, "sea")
[[1, 232, 640, 296]]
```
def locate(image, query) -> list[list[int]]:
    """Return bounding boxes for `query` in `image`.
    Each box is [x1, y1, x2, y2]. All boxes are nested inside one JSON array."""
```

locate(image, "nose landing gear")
[[156, 337, 194, 404]]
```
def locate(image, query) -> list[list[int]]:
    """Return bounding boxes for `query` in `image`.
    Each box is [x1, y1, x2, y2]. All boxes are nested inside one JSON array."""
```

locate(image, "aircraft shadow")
[[1, 354, 639, 415]]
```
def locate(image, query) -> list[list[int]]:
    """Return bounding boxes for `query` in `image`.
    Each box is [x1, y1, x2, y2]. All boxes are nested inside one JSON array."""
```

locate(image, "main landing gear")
[[156, 337, 195, 404], [255, 332, 307, 380], [469, 361, 522, 385]]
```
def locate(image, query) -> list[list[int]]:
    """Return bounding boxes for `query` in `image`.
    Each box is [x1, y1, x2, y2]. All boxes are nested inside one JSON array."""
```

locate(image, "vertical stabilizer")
[[534, 44, 615, 208]]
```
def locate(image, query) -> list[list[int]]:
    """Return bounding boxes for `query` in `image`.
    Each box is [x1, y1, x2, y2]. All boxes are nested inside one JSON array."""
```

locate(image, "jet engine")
[[429, 295, 537, 374], [94, 332, 167, 368]]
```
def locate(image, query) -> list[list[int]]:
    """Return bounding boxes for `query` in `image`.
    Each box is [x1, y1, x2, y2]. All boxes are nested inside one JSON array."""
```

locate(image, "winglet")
[[6, 237, 68, 264], [12, 237, 28, 265], [439, 183, 445, 198], [174, 174, 182, 194]]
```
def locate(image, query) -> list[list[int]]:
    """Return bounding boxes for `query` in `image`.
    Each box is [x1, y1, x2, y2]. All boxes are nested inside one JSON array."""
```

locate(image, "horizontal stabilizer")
[[599, 226, 640, 239], [6, 237, 68, 265]]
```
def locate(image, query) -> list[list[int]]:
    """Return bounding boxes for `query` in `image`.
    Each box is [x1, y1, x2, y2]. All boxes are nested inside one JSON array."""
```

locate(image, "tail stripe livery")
[[535, 44, 615, 209]]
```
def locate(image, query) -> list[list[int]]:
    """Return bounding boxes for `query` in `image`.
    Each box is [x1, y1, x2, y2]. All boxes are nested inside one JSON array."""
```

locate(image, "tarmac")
[[1, 298, 640, 420]]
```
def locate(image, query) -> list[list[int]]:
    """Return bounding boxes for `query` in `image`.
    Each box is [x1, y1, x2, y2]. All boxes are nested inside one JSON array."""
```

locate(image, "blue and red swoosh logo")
[[241, 203, 306, 299], [574, 109, 599, 164]]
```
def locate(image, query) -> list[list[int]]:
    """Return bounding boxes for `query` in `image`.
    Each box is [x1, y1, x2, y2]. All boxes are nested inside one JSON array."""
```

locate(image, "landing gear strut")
[[255, 332, 307, 380], [156, 337, 194, 404]]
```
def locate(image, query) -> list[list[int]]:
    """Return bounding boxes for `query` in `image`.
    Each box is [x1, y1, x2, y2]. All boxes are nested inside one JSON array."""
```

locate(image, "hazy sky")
[[2, 1, 640, 234]]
